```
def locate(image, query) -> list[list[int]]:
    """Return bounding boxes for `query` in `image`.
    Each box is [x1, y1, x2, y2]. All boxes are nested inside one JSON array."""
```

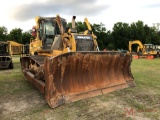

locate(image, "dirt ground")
[[0, 58, 160, 120]]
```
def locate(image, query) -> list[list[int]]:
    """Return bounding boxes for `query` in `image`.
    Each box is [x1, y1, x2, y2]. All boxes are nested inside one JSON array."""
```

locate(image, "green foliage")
[[0, 26, 8, 41], [1, 20, 160, 49], [22, 32, 32, 44], [67, 20, 160, 50], [8, 28, 23, 43], [91, 23, 107, 50], [107, 43, 115, 50], [0, 26, 31, 44], [112, 21, 160, 50], [112, 22, 130, 50], [76, 21, 87, 32], [67, 21, 87, 32]]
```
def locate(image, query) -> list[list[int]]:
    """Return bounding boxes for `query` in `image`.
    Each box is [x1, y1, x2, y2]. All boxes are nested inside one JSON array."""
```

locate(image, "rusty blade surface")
[[44, 52, 135, 108]]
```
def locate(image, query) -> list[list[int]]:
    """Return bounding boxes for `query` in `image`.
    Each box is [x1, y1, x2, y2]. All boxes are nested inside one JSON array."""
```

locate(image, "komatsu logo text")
[[75, 35, 92, 40]]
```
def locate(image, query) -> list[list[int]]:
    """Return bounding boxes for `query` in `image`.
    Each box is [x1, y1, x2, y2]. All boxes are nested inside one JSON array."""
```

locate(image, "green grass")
[[114, 59, 160, 119], [0, 57, 160, 120], [0, 56, 34, 95]]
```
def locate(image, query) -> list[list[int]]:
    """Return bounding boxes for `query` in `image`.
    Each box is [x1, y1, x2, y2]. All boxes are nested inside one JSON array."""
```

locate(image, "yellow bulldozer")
[[20, 15, 135, 108]]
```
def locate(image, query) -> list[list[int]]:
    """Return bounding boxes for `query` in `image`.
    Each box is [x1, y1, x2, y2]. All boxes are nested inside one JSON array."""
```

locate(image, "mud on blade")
[[44, 52, 135, 108]]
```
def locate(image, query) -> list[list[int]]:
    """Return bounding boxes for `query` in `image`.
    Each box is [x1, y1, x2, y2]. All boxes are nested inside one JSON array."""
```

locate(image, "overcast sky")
[[1, 0, 160, 32]]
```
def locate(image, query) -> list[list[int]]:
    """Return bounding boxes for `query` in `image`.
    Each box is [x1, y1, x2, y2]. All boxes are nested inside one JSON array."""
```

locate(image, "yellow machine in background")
[[21, 44, 29, 57], [0, 40, 29, 69], [153, 45, 160, 57], [0, 41, 29, 57], [0, 41, 14, 69], [7, 41, 23, 55], [20, 15, 135, 108], [129, 40, 158, 58]]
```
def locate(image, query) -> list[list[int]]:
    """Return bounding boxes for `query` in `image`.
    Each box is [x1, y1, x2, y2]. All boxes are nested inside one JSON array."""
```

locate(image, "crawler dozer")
[[20, 15, 135, 108]]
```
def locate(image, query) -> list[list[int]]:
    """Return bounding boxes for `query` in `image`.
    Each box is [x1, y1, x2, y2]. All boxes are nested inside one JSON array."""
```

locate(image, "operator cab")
[[144, 44, 154, 53], [0, 43, 9, 56], [0, 42, 13, 69], [33, 17, 67, 50], [32, 16, 67, 50]]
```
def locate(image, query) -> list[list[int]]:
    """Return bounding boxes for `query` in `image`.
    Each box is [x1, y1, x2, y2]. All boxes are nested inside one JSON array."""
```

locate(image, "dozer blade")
[[44, 52, 135, 108]]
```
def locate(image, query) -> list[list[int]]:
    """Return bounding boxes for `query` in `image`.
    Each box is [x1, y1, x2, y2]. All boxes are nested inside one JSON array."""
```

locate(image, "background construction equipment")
[[0, 41, 13, 69], [129, 40, 159, 59]]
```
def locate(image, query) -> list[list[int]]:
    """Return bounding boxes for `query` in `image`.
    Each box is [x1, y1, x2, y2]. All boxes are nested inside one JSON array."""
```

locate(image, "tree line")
[[1, 20, 160, 50], [0, 27, 31, 44], [68, 21, 160, 50]]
